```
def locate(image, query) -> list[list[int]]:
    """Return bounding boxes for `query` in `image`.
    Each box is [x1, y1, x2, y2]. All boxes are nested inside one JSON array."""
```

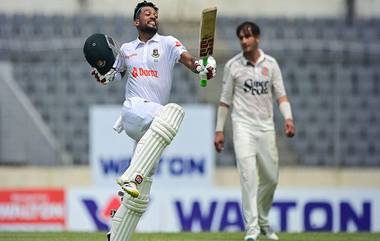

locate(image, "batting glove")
[[91, 68, 117, 85], [195, 56, 216, 80]]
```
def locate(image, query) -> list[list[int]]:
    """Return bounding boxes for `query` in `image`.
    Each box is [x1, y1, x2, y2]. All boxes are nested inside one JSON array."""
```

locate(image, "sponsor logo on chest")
[[243, 79, 269, 95], [131, 67, 159, 78], [242, 65, 270, 95]]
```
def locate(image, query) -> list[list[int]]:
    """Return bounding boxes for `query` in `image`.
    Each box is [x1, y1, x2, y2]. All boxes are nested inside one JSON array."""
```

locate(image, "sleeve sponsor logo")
[[175, 41, 182, 47]]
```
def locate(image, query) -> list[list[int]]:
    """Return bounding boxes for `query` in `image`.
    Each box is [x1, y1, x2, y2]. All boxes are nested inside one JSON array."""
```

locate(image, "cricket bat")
[[199, 7, 217, 87]]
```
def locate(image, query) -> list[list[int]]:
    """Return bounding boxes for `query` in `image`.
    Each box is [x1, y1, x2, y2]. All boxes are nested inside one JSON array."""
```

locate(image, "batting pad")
[[120, 103, 185, 184], [110, 177, 152, 241]]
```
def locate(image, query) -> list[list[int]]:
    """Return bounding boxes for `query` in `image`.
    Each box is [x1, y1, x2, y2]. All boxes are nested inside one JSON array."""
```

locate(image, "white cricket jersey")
[[220, 49, 287, 131], [118, 33, 187, 105]]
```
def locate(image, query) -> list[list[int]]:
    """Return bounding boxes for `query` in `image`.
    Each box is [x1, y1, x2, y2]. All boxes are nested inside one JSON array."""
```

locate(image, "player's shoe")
[[106, 231, 111, 241], [116, 179, 140, 198], [244, 228, 259, 241], [260, 226, 279, 240]]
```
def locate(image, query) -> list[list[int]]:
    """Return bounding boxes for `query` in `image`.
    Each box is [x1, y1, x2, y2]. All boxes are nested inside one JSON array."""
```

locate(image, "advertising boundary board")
[[90, 104, 215, 188], [0, 189, 65, 230], [67, 187, 380, 233]]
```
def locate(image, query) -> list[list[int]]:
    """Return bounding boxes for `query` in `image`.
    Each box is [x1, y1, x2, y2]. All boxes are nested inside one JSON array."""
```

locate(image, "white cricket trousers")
[[121, 97, 163, 142], [232, 120, 279, 233]]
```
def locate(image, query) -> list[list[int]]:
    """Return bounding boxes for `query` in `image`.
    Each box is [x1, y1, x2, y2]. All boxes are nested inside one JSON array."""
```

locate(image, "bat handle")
[[199, 57, 208, 87]]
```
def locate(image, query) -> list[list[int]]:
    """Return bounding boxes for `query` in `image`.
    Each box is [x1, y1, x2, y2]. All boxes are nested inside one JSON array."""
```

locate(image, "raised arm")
[[179, 51, 200, 73], [179, 51, 216, 80]]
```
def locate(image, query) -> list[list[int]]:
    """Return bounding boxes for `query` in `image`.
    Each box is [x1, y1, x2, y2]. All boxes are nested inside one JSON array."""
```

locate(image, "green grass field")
[[0, 232, 379, 241]]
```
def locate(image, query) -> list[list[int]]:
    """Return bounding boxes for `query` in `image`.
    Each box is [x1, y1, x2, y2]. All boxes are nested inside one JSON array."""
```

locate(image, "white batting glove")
[[195, 56, 216, 80], [194, 60, 203, 73], [91, 68, 117, 85], [103, 68, 118, 83]]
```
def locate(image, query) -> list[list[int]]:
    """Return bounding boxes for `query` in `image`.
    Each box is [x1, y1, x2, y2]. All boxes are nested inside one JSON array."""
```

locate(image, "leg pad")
[[120, 103, 185, 183], [110, 177, 152, 241]]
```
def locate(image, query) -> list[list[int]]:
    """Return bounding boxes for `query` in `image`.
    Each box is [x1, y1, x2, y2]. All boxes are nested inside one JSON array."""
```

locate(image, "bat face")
[[199, 7, 217, 58], [200, 36, 214, 57]]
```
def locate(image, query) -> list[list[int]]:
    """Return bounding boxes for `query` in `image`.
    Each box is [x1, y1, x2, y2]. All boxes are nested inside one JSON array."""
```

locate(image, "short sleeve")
[[166, 36, 187, 65]]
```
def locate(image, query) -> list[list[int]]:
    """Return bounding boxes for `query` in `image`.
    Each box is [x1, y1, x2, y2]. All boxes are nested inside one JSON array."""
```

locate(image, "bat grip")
[[199, 57, 208, 87]]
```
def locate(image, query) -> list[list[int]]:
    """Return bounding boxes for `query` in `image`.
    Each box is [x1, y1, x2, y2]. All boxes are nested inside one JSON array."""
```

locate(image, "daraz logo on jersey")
[[131, 67, 159, 78]]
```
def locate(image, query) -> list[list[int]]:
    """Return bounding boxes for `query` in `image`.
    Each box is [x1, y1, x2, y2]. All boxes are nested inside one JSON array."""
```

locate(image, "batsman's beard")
[[142, 26, 157, 35]]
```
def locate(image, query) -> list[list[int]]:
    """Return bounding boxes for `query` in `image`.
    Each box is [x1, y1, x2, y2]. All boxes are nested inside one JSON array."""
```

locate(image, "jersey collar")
[[241, 49, 266, 66], [133, 33, 161, 49]]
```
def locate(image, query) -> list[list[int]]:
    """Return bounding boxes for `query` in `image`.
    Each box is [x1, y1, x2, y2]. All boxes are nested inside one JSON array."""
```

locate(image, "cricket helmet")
[[83, 33, 120, 75]]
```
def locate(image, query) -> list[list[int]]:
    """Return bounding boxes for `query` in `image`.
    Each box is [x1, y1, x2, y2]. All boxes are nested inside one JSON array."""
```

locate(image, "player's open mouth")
[[147, 21, 156, 27]]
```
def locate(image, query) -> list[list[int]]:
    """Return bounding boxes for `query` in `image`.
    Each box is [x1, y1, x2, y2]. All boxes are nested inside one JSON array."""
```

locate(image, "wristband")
[[216, 105, 229, 132], [279, 101, 293, 120]]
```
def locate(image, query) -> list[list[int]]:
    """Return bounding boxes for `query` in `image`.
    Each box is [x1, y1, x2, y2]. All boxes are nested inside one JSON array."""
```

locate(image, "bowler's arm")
[[277, 96, 295, 137], [214, 102, 230, 153]]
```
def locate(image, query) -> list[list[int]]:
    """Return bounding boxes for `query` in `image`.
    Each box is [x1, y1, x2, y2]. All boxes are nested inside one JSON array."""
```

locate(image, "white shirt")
[[220, 49, 287, 131], [117, 33, 187, 105]]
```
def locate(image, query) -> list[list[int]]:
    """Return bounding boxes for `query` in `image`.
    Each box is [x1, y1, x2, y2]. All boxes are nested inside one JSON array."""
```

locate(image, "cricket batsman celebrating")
[[83, 1, 216, 240], [214, 21, 295, 241]]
